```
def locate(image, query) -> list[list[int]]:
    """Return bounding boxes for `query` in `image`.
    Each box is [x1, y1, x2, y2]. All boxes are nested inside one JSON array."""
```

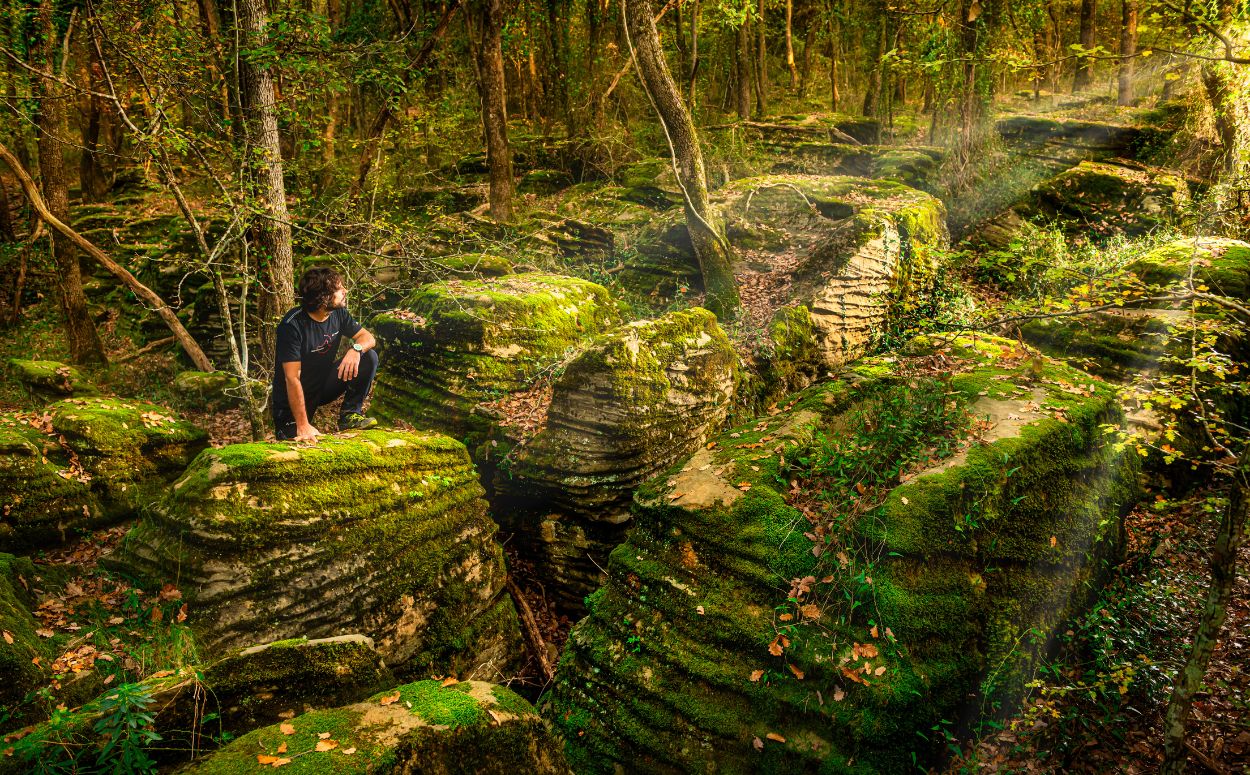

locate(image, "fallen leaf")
[[833, 686, 846, 702], [788, 664, 805, 680], [766, 732, 786, 743], [2, 631, 11, 644], [315, 739, 338, 752], [276, 742, 287, 754], [280, 723, 296, 736], [900, 496, 909, 506], [749, 669, 764, 682], [270, 758, 291, 768], [257, 755, 280, 765], [753, 736, 764, 751], [874, 665, 887, 676], [441, 677, 459, 687], [1050, 535, 1058, 548], [317, 732, 331, 740], [870, 625, 879, 638], [379, 692, 401, 706], [35, 628, 54, 638], [342, 747, 357, 755]]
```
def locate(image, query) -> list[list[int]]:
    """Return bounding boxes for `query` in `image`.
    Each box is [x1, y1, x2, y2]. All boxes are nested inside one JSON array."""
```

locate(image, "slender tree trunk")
[[736, 19, 751, 119], [688, 0, 700, 106], [784, 0, 798, 89], [0, 178, 15, 243], [236, 0, 294, 367], [546, 0, 572, 135], [798, 10, 815, 97], [755, 0, 767, 115], [1073, 0, 1096, 92], [828, 15, 840, 111], [35, 0, 105, 365], [1161, 462, 1248, 774], [476, 0, 515, 222], [1201, 62, 1241, 175], [862, 12, 883, 117], [1117, 0, 1137, 106], [79, 49, 110, 202], [624, 0, 740, 318]]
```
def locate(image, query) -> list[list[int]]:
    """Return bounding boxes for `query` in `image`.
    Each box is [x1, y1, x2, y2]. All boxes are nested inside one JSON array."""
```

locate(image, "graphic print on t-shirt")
[[311, 330, 339, 355]]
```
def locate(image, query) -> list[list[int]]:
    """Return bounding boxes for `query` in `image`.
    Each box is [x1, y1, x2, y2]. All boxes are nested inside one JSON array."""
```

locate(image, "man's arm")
[[337, 327, 377, 381], [282, 361, 320, 442]]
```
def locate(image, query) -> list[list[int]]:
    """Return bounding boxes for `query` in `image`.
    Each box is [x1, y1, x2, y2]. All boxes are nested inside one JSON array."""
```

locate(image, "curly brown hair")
[[298, 267, 344, 313]]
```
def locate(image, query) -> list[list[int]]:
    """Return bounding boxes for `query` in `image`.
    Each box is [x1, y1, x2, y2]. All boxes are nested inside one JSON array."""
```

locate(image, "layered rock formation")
[[971, 160, 1192, 249], [6, 359, 97, 401], [187, 679, 571, 774], [545, 335, 1139, 773], [371, 273, 622, 450], [497, 309, 739, 608], [0, 398, 206, 551], [105, 429, 522, 678], [0, 554, 53, 719]]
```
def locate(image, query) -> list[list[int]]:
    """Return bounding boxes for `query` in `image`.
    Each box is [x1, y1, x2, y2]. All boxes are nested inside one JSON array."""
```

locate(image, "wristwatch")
[[351, 342, 364, 353]]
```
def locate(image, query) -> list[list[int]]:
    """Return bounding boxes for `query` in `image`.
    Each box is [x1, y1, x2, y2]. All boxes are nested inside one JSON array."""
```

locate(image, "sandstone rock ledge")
[[105, 429, 522, 678]]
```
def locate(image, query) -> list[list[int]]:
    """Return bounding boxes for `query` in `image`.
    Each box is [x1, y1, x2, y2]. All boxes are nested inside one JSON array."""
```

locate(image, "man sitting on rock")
[[272, 267, 379, 442]]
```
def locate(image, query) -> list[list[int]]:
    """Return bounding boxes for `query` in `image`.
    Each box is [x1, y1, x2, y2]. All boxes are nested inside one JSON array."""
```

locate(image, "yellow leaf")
[[257, 755, 280, 765], [900, 496, 909, 506], [280, 723, 296, 736], [317, 732, 331, 739], [271, 758, 291, 768], [766, 732, 786, 743], [2, 631, 12, 644], [788, 664, 805, 680], [441, 677, 459, 687], [315, 739, 338, 752], [276, 743, 287, 754]]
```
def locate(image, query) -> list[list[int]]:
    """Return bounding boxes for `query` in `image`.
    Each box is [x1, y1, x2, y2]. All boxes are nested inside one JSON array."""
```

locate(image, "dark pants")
[[273, 350, 378, 439]]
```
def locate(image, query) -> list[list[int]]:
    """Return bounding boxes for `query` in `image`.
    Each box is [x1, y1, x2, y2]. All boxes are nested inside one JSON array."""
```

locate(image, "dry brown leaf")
[[441, 677, 459, 687], [1, 631, 11, 644], [271, 758, 291, 768], [317, 732, 331, 740], [749, 669, 764, 682], [788, 664, 805, 680], [257, 755, 280, 765], [874, 665, 887, 676], [752, 736, 764, 751], [315, 739, 338, 752], [280, 723, 296, 736], [766, 732, 786, 743], [379, 692, 401, 706], [276, 742, 287, 754], [342, 747, 357, 755]]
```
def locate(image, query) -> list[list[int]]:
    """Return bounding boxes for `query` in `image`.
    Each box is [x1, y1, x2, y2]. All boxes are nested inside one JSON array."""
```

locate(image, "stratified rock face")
[[545, 336, 1139, 774], [48, 397, 209, 518], [186, 679, 572, 775], [712, 176, 948, 388], [507, 309, 739, 519], [971, 161, 1191, 250], [0, 399, 205, 552], [105, 429, 522, 677], [496, 309, 739, 610], [371, 273, 622, 448], [0, 554, 52, 715], [0, 635, 394, 773], [6, 359, 97, 401]]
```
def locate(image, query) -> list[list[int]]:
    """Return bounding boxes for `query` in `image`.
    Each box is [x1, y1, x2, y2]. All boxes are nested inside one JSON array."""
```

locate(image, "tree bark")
[[862, 11, 883, 117], [236, 0, 294, 367], [1072, 0, 1097, 92], [624, 0, 740, 318], [34, 0, 105, 365], [1161, 461, 1248, 774], [755, 0, 767, 115], [78, 47, 111, 202], [798, 9, 815, 97], [0, 142, 213, 372], [475, 0, 515, 222], [827, 15, 840, 111], [0, 178, 15, 243], [736, 18, 751, 119], [1117, 0, 1137, 106], [784, 0, 798, 89]]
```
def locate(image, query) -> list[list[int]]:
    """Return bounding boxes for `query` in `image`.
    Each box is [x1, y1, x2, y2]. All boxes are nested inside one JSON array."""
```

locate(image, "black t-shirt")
[[271, 306, 363, 411]]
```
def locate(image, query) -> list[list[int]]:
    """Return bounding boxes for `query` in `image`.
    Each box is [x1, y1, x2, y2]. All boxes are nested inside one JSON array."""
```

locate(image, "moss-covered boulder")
[[0, 399, 203, 552], [0, 554, 52, 719], [5, 359, 97, 401], [371, 273, 623, 448], [497, 309, 740, 608], [104, 429, 523, 678], [1127, 236, 1250, 300], [0, 635, 393, 773], [971, 161, 1192, 249], [185, 679, 571, 774], [544, 335, 1139, 773], [775, 144, 946, 192], [0, 416, 104, 551], [48, 396, 208, 518]]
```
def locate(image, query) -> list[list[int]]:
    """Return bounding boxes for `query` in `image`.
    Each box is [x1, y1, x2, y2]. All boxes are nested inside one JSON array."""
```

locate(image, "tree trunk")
[[1161, 461, 1248, 774], [0, 178, 15, 243], [34, 0, 105, 365], [1117, 0, 1137, 106], [862, 12, 883, 117], [545, 0, 572, 135], [688, 0, 701, 106], [1072, 0, 1096, 92], [736, 19, 751, 119], [784, 0, 798, 89], [624, 0, 740, 318], [79, 48, 110, 203], [755, 0, 767, 115], [827, 16, 840, 111], [236, 0, 294, 367], [476, 0, 515, 222], [798, 9, 815, 97], [1201, 62, 1240, 175]]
